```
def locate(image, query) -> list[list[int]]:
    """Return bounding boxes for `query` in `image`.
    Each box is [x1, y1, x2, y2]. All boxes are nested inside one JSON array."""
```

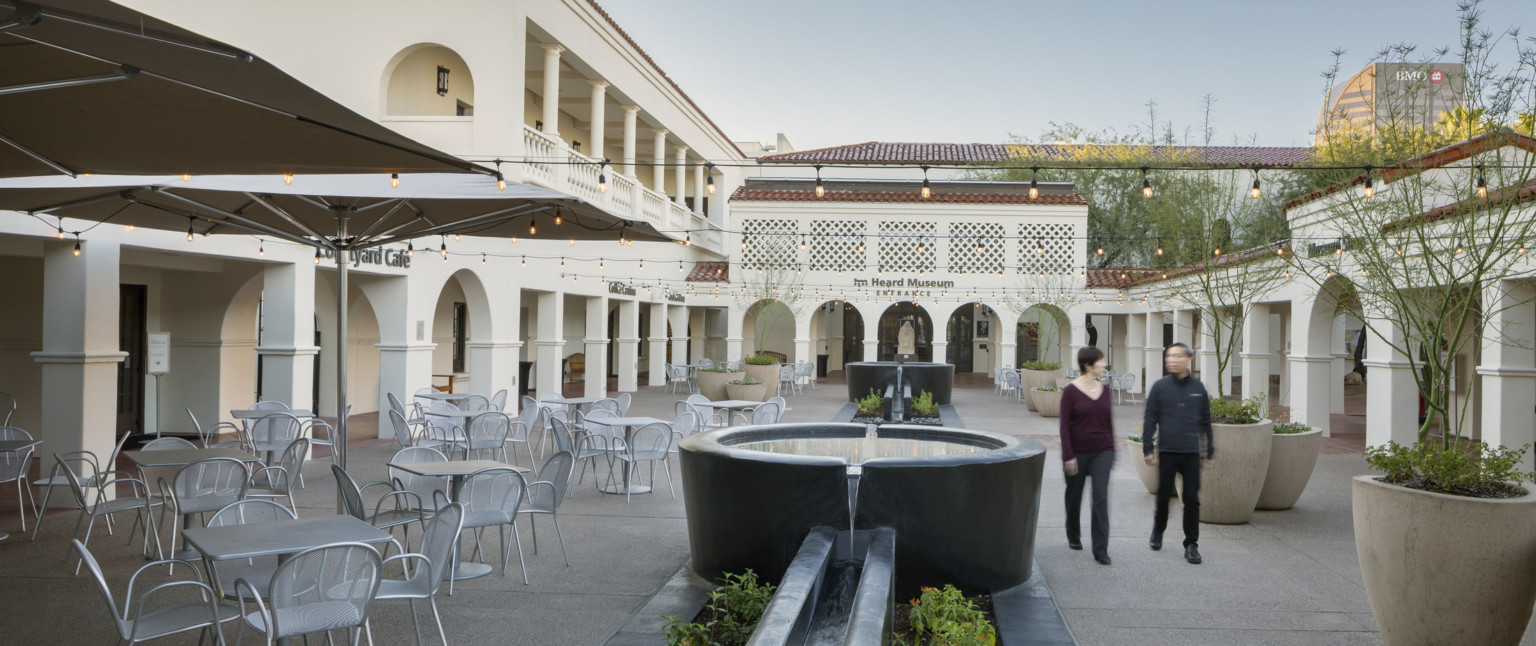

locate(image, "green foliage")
[[698, 366, 740, 374], [743, 353, 779, 366], [1365, 441, 1535, 498], [1020, 360, 1060, 372], [1272, 422, 1312, 435], [726, 378, 762, 386], [911, 390, 938, 417], [1127, 433, 1157, 446], [664, 569, 776, 646], [905, 585, 996, 646], [1033, 385, 1061, 393], [1209, 394, 1265, 425], [857, 388, 885, 415]]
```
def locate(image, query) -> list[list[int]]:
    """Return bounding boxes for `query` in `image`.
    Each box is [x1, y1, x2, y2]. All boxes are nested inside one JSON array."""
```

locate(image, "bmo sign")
[[1396, 68, 1446, 83]]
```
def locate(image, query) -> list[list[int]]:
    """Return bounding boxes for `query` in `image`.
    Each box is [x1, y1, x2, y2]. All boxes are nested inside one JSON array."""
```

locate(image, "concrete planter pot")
[[1032, 388, 1062, 417], [696, 370, 744, 401], [1353, 475, 1536, 646], [1020, 369, 1057, 412], [725, 381, 768, 402], [1255, 427, 1322, 510], [1175, 420, 1272, 524], [742, 362, 781, 399], [1127, 438, 1159, 494]]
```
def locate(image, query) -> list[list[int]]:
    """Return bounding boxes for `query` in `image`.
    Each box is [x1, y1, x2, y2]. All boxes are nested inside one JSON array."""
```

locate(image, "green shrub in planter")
[[743, 353, 779, 366], [727, 378, 762, 386], [911, 390, 938, 417], [1365, 440, 1533, 498], [1020, 360, 1060, 372], [1209, 393, 1265, 425], [857, 388, 884, 415], [698, 366, 736, 373], [1272, 421, 1311, 435]]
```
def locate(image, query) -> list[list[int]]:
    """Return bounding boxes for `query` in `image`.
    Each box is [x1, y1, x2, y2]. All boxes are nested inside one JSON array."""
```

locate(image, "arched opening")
[[743, 298, 795, 361], [385, 44, 476, 117], [1017, 304, 1070, 366], [429, 269, 493, 394], [945, 302, 1000, 373], [878, 302, 933, 362], [315, 274, 382, 417], [809, 300, 863, 374]]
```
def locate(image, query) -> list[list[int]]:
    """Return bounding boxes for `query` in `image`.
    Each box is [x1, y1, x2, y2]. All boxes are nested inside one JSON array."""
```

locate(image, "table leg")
[[446, 474, 491, 581], [598, 426, 651, 495], [172, 513, 200, 560]]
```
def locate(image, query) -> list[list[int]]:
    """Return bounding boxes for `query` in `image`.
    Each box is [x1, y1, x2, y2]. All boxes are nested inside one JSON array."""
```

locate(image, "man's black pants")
[[1153, 451, 1201, 547], [1064, 451, 1113, 557]]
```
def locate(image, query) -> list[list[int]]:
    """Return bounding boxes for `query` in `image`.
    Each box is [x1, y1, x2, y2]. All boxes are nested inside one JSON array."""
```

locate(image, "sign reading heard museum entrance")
[[849, 276, 957, 300]]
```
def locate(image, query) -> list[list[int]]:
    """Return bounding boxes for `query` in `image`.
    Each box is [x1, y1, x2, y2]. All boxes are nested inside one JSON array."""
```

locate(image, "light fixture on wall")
[[436, 65, 450, 96]]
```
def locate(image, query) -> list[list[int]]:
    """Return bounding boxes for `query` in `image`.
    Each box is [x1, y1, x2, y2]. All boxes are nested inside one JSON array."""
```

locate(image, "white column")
[[534, 291, 564, 396], [648, 303, 669, 388], [726, 305, 744, 360], [1330, 315, 1349, 414], [33, 238, 124, 466], [540, 44, 564, 138], [256, 261, 318, 412], [1109, 316, 1128, 373], [674, 146, 690, 205], [616, 298, 639, 392], [620, 105, 640, 176], [1143, 310, 1165, 386], [1125, 313, 1146, 393], [587, 80, 608, 161], [1288, 293, 1334, 436], [669, 305, 690, 365], [367, 275, 435, 437], [1196, 310, 1222, 394], [1480, 281, 1536, 471], [688, 307, 706, 363], [652, 129, 669, 193], [467, 285, 520, 402], [1241, 303, 1271, 406], [693, 159, 706, 214], [1173, 309, 1194, 348], [584, 296, 609, 398], [1362, 314, 1418, 447]]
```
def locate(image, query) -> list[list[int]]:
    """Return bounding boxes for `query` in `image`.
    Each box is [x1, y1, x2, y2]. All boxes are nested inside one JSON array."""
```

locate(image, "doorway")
[[946, 304, 975, 372], [117, 284, 147, 437]]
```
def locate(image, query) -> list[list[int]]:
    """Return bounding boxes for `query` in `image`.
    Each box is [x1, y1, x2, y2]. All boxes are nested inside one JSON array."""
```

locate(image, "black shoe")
[[1149, 533, 1162, 551], [1094, 553, 1112, 565], [1185, 544, 1202, 564], [1068, 539, 1082, 550]]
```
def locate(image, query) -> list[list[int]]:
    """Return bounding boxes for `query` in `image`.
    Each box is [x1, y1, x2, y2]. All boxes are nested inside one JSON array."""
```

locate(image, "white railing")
[[608, 171, 637, 214], [667, 201, 690, 231], [641, 191, 667, 228], [521, 126, 558, 186], [565, 148, 602, 202]]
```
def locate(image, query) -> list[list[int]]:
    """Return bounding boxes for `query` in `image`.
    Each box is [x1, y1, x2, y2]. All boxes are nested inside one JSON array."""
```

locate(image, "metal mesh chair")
[[188, 408, 244, 449], [548, 417, 576, 458], [538, 391, 562, 401], [1118, 372, 1140, 405], [333, 464, 425, 547], [459, 395, 492, 413], [0, 427, 36, 532], [233, 542, 383, 645], [302, 411, 341, 473], [247, 438, 308, 512], [163, 457, 251, 561], [73, 539, 238, 645], [388, 447, 450, 523], [422, 403, 467, 457], [455, 467, 529, 585], [778, 364, 798, 396], [376, 502, 464, 646], [249, 401, 289, 412], [685, 395, 727, 430], [490, 389, 510, 412], [670, 411, 698, 453], [389, 409, 430, 450], [506, 404, 538, 468], [614, 393, 632, 416], [205, 500, 298, 599], [137, 436, 198, 533], [59, 457, 161, 573], [388, 393, 428, 438], [248, 413, 303, 458], [614, 423, 675, 501], [517, 451, 574, 566], [32, 437, 125, 540], [0, 391, 14, 426], [573, 410, 621, 489], [698, 358, 714, 369], [464, 412, 511, 462], [413, 387, 440, 408], [587, 399, 620, 416], [664, 363, 689, 393]]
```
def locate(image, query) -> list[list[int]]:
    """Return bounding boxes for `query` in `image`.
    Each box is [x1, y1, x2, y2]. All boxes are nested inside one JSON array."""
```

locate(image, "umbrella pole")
[[334, 216, 350, 472]]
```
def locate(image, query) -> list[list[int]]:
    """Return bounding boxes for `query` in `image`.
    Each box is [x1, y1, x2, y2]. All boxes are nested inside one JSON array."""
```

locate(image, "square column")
[[1196, 310, 1222, 393], [726, 304, 744, 360], [584, 295, 609, 398], [652, 129, 668, 193], [33, 239, 125, 465], [693, 160, 706, 214], [1143, 310, 1165, 386], [540, 44, 564, 138], [688, 307, 706, 363], [1288, 293, 1335, 435], [1125, 313, 1146, 393], [668, 305, 689, 365], [256, 260, 318, 412], [647, 303, 668, 388], [615, 298, 639, 392], [1109, 316, 1128, 374], [1480, 280, 1536, 471], [1241, 303, 1271, 406], [534, 291, 564, 396], [1330, 315, 1349, 414], [468, 284, 520, 403], [1362, 315, 1419, 447], [1173, 309, 1194, 347]]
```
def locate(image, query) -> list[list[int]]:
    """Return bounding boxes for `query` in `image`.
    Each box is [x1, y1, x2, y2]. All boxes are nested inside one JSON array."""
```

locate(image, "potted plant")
[[725, 377, 768, 402], [855, 388, 886, 421], [1126, 431, 1158, 495], [1018, 360, 1060, 412], [1174, 394, 1271, 524], [696, 363, 745, 401], [910, 390, 939, 421], [1032, 385, 1063, 418], [1255, 419, 1322, 510], [742, 353, 782, 399]]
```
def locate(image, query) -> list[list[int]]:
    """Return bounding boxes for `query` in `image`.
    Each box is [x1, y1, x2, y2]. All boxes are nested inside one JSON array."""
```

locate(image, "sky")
[[596, 0, 1536, 151]]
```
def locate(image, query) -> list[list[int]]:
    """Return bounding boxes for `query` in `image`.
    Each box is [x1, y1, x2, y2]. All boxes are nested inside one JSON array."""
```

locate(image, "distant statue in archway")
[[898, 320, 917, 357]]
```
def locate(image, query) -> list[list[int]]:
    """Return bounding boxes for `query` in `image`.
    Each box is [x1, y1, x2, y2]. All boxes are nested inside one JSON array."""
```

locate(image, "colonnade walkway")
[[0, 376, 1526, 644]]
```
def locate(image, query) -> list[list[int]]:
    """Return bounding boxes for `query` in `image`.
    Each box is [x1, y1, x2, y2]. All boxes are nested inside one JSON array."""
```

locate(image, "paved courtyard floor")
[[0, 375, 1531, 644]]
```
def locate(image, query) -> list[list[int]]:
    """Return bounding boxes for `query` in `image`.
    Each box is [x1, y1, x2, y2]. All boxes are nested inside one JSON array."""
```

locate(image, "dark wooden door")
[[117, 284, 147, 437], [947, 304, 974, 372], [842, 304, 864, 363]]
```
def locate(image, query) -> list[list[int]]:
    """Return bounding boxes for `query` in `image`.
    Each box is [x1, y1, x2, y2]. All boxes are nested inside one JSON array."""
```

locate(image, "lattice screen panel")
[[742, 219, 798, 270], [809, 220, 866, 272], [1017, 223, 1075, 275], [948, 222, 1005, 274], [877, 221, 935, 272]]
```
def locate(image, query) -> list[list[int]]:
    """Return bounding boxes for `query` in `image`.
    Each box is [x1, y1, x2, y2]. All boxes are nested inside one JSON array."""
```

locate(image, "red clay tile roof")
[[583, 1, 745, 158], [758, 142, 1314, 167], [1085, 268, 1164, 289], [1284, 129, 1536, 214], [730, 187, 1088, 206], [686, 261, 729, 282]]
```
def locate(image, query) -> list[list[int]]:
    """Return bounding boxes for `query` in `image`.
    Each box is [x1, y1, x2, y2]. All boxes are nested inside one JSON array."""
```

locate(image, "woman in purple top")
[[1060, 346, 1115, 565]]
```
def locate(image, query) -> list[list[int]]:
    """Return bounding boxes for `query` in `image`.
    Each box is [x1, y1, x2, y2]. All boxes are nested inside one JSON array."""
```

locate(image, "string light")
[[391, 173, 399, 188], [598, 160, 608, 193], [186, 220, 195, 241], [814, 165, 825, 198], [182, 173, 191, 181], [455, 233, 461, 242], [481, 253, 486, 266], [497, 174, 506, 191], [1096, 245, 1103, 256], [920, 166, 932, 199], [800, 235, 807, 252], [560, 257, 565, 270], [284, 173, 293, 185], [407, 241, 414, 257], [529, 216, 537, 236], [258, 240, 264, 257], [1141, 167, 1153, 198], [73, 236, 81, 256], [1029, 167, 1040, 199], [314, 248, 321, 264], [521, 256, 526, 267], [1250, 168, 1261, 199], [1476, 165, 1487, 198], [679, 261, 685, 273], [706, 162, 716, 194], [1364, 165, 1374, 198], [440, 236, 448, 261]]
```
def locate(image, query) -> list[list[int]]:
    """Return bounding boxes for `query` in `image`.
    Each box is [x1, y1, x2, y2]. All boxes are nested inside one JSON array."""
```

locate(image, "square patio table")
[[0, 438, 39, 540], [387, 459, 528, 580], [582, 416, 666, 496], [229, 408, 313, 420], [413, 391, 476, 403], [540, 396, 603, 415]]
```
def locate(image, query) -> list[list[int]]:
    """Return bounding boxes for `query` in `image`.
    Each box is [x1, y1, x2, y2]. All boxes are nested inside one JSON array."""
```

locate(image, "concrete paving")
[[1, 376, 1533, 644]]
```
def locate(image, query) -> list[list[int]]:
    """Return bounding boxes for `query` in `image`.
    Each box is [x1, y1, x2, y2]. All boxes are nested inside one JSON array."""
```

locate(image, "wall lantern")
[[436, 66, 450, 96]]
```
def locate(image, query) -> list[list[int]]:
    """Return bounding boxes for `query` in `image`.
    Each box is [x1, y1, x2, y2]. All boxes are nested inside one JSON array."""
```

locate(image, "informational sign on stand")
[[147, 333, 171, 375]]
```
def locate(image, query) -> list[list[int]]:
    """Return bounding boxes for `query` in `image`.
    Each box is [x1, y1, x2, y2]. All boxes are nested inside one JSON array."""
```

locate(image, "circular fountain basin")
[[679, 423, 1045, 597], [844, 361, 955, 405]]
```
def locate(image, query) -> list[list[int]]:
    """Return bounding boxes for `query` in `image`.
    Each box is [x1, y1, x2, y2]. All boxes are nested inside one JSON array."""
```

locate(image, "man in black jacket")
[[1142, 342, 1214, 564]]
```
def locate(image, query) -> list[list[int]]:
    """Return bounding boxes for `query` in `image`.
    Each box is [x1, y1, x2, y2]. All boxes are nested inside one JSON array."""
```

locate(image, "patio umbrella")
[[0, 172, 674, 467], [0, 0, 491, 179]]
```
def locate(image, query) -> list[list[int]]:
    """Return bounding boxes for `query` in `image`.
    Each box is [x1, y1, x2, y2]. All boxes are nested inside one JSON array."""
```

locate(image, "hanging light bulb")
[[598, 160, 608, 193], [679, 261, 685, 273], [1035, 238, 1044, 255], [800, 235, 807, 252], [920, 166, 932, 199], [814, 165, 825, 197], [182, 173, 191, 181], [1029, 167, 1040, 199], [521, 256, 526, 267], [857, 237, 865, 254], [481, 253, 486, 266], [639, 259, 644, 271], [314, 248, 321, 264], [284, 173, 294, 185], [407, 241, 414, 257], [569, 238, 575, 246], [1156, 240, 1163, 256], [917, 237, 925, 254], [497, 174, 506, 191], [440, 237, 448, 260], [560, 257, 565, 270], [1096, 245, 1104, 256], [186, 221, 195, 241], [73, 237, 81, 257], [685, 231, 692, 246], [454, 233, 461, 242], [706, 162, 716, 194], [1214, 247, 1222, 256], [741, 235, 750, 251], [1364, 166, 1374, 198], [1250, 168, 1262, 199], [391, 173, 400, 188], [1477, 166, 1488, 198], [258, 240, 265, 257], [529, 216, 537, 236], [1141, 168, 1153, 198], [600, 259, 605, 270]]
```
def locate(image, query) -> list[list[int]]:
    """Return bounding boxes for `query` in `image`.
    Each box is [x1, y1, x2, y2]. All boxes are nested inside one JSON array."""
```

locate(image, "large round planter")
[[1255, 427, 1322, 510], [1353, 475, 1536, 646], [1033, 388, 1062, 417], [1019, 369, 1057, 412], [696, 370, 744, 401], [725, 382, 768, 402], [1175, 420, 1272, 524], [742, 362, 781, 399], [1127, 438, 1159, 495]]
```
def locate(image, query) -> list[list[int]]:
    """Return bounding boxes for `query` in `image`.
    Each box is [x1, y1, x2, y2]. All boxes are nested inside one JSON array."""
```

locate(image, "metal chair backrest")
[[142, 436, 197, 451], [387, 392, 407, 416], [752, 402, 782, 425], [490, 389, 509, 412], [250, 412, 303, 447], [779, 364, 796, 382], [589, 399, 620, 415], [250, 400, 289, 412], [73, 539, 222, 643], [389, 446, 449, 510], [615, 393, 632, 415], [548, 418, 575, 455], [209, 498, 296, 527], [768, 396, 788, 411], [265, 438, 309, 495], [263, 543, 382, 639], [673, 410, 698, 438], [389, 409, 417, 447], [455, 467, 526, 517], [170, 457, 250, 512], [424, 402, 462, 439], [521, 396, 539, 412], [528, 451, 574, 511], [415, 502, 464, 594], [414, 387, 440, 406], [466, 411, 511, 450], [583, 409, 620, 440], [699, 358, 714, 369], [538, 391, 562, 401], [0, 427, 33, 483], [459, 394, 492, 413], [674, 400, 692, 417], [331, 464, 366, 520], [685, 394, 711, 406], [0, 392, 14, 426], [629, 423, 674, 460]]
